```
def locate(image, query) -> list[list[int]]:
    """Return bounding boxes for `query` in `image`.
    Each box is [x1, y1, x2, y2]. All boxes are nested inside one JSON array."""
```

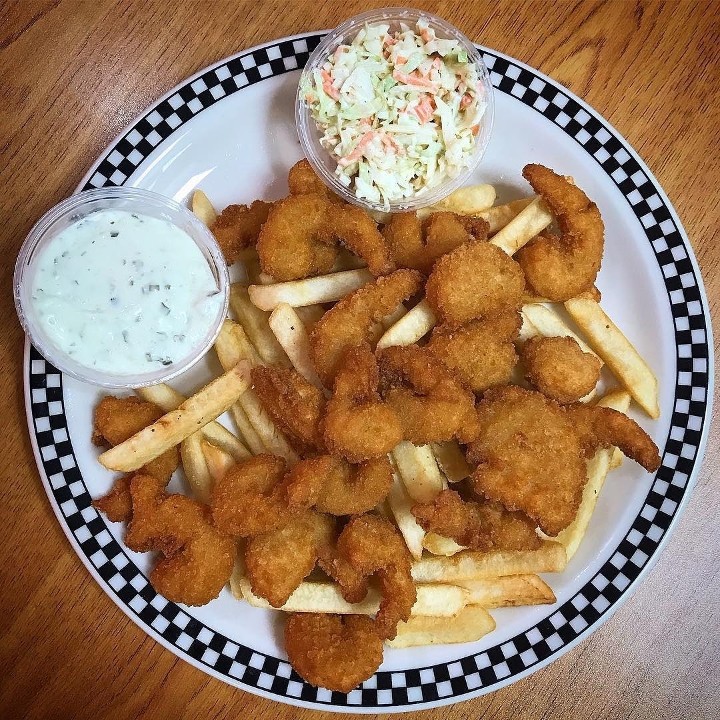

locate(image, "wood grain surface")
[[1, 1, 718, 718]]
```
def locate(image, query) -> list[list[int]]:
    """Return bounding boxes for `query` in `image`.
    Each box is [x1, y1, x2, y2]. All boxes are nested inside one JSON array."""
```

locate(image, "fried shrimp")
[[210, 454, 291, 537], [425, 240, 525, 327], [125, 474, 235, 605], [412, 489, 541, 551], [521, 335, 602, 403], [92, 395, 179, 521], [210, 200, 273, 264], [515, 164, 604, 301], [283, 454, 393, 515], [377, 344, 477, 445], [382, 211, 488, 274], [285, 613, 383, 693], [323, 345, 403, 462], [288, 158, 334, 197], [337, 514, 416, 640], [564, 404, 661, 471], [466, 386, 588, 536], [310, 269, 422, 384], [428, 311, 522, 393], [251, 366, 326, 453], [245, 511, 334, 607]]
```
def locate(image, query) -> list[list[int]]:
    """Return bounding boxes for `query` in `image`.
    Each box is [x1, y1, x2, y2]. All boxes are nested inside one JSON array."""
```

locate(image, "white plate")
[[23, 33, 713, 712]]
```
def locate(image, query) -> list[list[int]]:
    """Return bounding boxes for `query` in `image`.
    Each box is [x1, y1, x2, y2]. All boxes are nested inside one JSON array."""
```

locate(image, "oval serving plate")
[[23, 32, 713, 712]]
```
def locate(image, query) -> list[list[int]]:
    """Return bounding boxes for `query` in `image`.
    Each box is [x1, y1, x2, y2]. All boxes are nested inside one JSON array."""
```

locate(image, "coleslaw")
[[300, 18, 487, 208]]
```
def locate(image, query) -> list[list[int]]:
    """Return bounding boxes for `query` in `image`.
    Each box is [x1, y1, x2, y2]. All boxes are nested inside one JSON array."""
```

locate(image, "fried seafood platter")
[[92, 159, 661, 693]]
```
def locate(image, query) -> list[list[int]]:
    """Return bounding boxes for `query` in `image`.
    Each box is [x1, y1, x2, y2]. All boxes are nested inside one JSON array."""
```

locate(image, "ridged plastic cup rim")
[[14, 187, 230, 389], [296, 7, 495, 213]]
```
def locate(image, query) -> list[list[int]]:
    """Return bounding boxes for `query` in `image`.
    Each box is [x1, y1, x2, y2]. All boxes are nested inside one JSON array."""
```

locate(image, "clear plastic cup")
[[14, 187, 229, 388], [296, 7, 494, 213]]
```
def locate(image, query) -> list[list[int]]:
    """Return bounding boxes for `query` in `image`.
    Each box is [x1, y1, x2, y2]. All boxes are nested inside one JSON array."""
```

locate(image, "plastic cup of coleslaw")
[[14, 187, 229, 389], [296, 7, 494, 214]]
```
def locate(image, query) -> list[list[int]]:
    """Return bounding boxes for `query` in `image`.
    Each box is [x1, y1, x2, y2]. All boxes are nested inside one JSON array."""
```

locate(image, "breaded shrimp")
[[310, 269, 422, 384], [210, 200, 273, 264], [515, 164, 604, 301], [323, 345, 403, 462], [288, 158, 333, 197], [425, 240, 525, 327]]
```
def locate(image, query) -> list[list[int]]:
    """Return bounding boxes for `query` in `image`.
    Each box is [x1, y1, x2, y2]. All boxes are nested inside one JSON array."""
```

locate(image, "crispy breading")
[[310, 269, 422, 384], [288, 158, 332, 197], [285, 613, 383, 693], [92, 475, 134, 523], [428, 311, 521, 393], [323, 345, 403, 462], [245, 511, 335, 607], [210, 454, 291, 537], [377, 344, 477, 444], [210, 200, 272, 264], [412, 489, 541, 550], [425, 240, 525, 327], [521, 335, 602, 403], [515, 164, 604, 301], [251, 365, 326, 453]]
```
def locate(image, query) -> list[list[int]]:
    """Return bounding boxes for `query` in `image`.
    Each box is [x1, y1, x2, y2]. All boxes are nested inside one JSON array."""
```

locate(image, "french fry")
[[392, 442, 444, 503], [564, 296, 660, 418], [248, 269, 373, 311], [484, 198, 535, 235], [431, 441, 472, 483], [236, 578, 468, 617], [136, 383, 250, 460], [411, 542, 567, 582], [216, 318, 262, 365], [268, 303, 325, 389], [99, 361, 252, 472], [381, 303, 408, 330], [388, 606, 496, 648], [215, 321, 298, 463], [547, 390, 632, 560], [229, 284, 290, 367], [201, 440, 236, 483], [518, 311, 538, 343], [191, 189, 217, 226], [229, 401, 266, 455], [377, 299, 437, 349], [490, 197, 553, 256], [419, 183, 496, 216], [386, 474, 426, 560], [294, 304, 326, 330], [229, 557, 246, 600], [456, 574, 556, 608], [423, 532, 466, 556], [180, 432, 213, 503], [521, 303, 600, 359]]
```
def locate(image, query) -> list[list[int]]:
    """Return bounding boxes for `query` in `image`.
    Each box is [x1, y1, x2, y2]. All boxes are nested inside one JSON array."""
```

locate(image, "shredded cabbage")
[[301, 17, 486, 208]]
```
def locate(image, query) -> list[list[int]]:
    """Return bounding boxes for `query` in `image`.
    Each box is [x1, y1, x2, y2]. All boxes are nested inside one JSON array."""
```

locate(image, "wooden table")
[[1, 1, 718, 718]]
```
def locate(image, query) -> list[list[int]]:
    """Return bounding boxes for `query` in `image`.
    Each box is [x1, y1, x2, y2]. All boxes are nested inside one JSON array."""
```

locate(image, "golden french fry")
[[99, 361, 252, 472], [431, 441, 472, 483], [381, 303, 408, 330], [294, 304, 326, 330], [521, 303, 600, 359], [229, 401, 265, 455], [268, 303, 325, 389], [412, 541, 567, 582], [484, 198, 535, 235], [392, 442, 444, 503], [546, 390, 632, 559], [201, 440, 236, 483], [248, 269, 373, 311], [388, 606, 496, 648], [237, 578, 468, 617], [230, 284, 290, 367], [456, 574, 556, 608], [564, 297, 660, 418], [490, 197, 553, 256], [419, 183, 496, 217], [229, 558, 246, 600], [423, 532, 466, 556], [377, 299, 437, 349], [136, 383, 250, 460], [215, 321, 298, 463], [386, 473, 426, 560], [191, 189, 217, 226], [180, 432, 213, 503]]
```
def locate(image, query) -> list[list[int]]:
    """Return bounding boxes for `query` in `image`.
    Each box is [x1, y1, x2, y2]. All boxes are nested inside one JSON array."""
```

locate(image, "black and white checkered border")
[[24, 35, 708, 709]]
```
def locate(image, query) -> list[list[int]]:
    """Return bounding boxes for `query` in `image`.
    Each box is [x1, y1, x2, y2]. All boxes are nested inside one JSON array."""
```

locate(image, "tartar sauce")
[[31, 209, 223, 375]]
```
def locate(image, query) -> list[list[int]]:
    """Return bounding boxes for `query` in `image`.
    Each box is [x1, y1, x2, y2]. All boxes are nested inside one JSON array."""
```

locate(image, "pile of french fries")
[[97, 179, 660, 649]]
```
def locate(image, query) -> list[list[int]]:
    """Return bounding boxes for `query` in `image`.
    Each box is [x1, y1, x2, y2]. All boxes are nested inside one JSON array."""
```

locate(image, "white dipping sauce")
[[31, 209, 223, 375]]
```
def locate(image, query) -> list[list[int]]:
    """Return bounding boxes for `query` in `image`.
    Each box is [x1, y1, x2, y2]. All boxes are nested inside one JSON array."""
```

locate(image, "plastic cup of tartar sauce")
[[14, 187, 229, 388]]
